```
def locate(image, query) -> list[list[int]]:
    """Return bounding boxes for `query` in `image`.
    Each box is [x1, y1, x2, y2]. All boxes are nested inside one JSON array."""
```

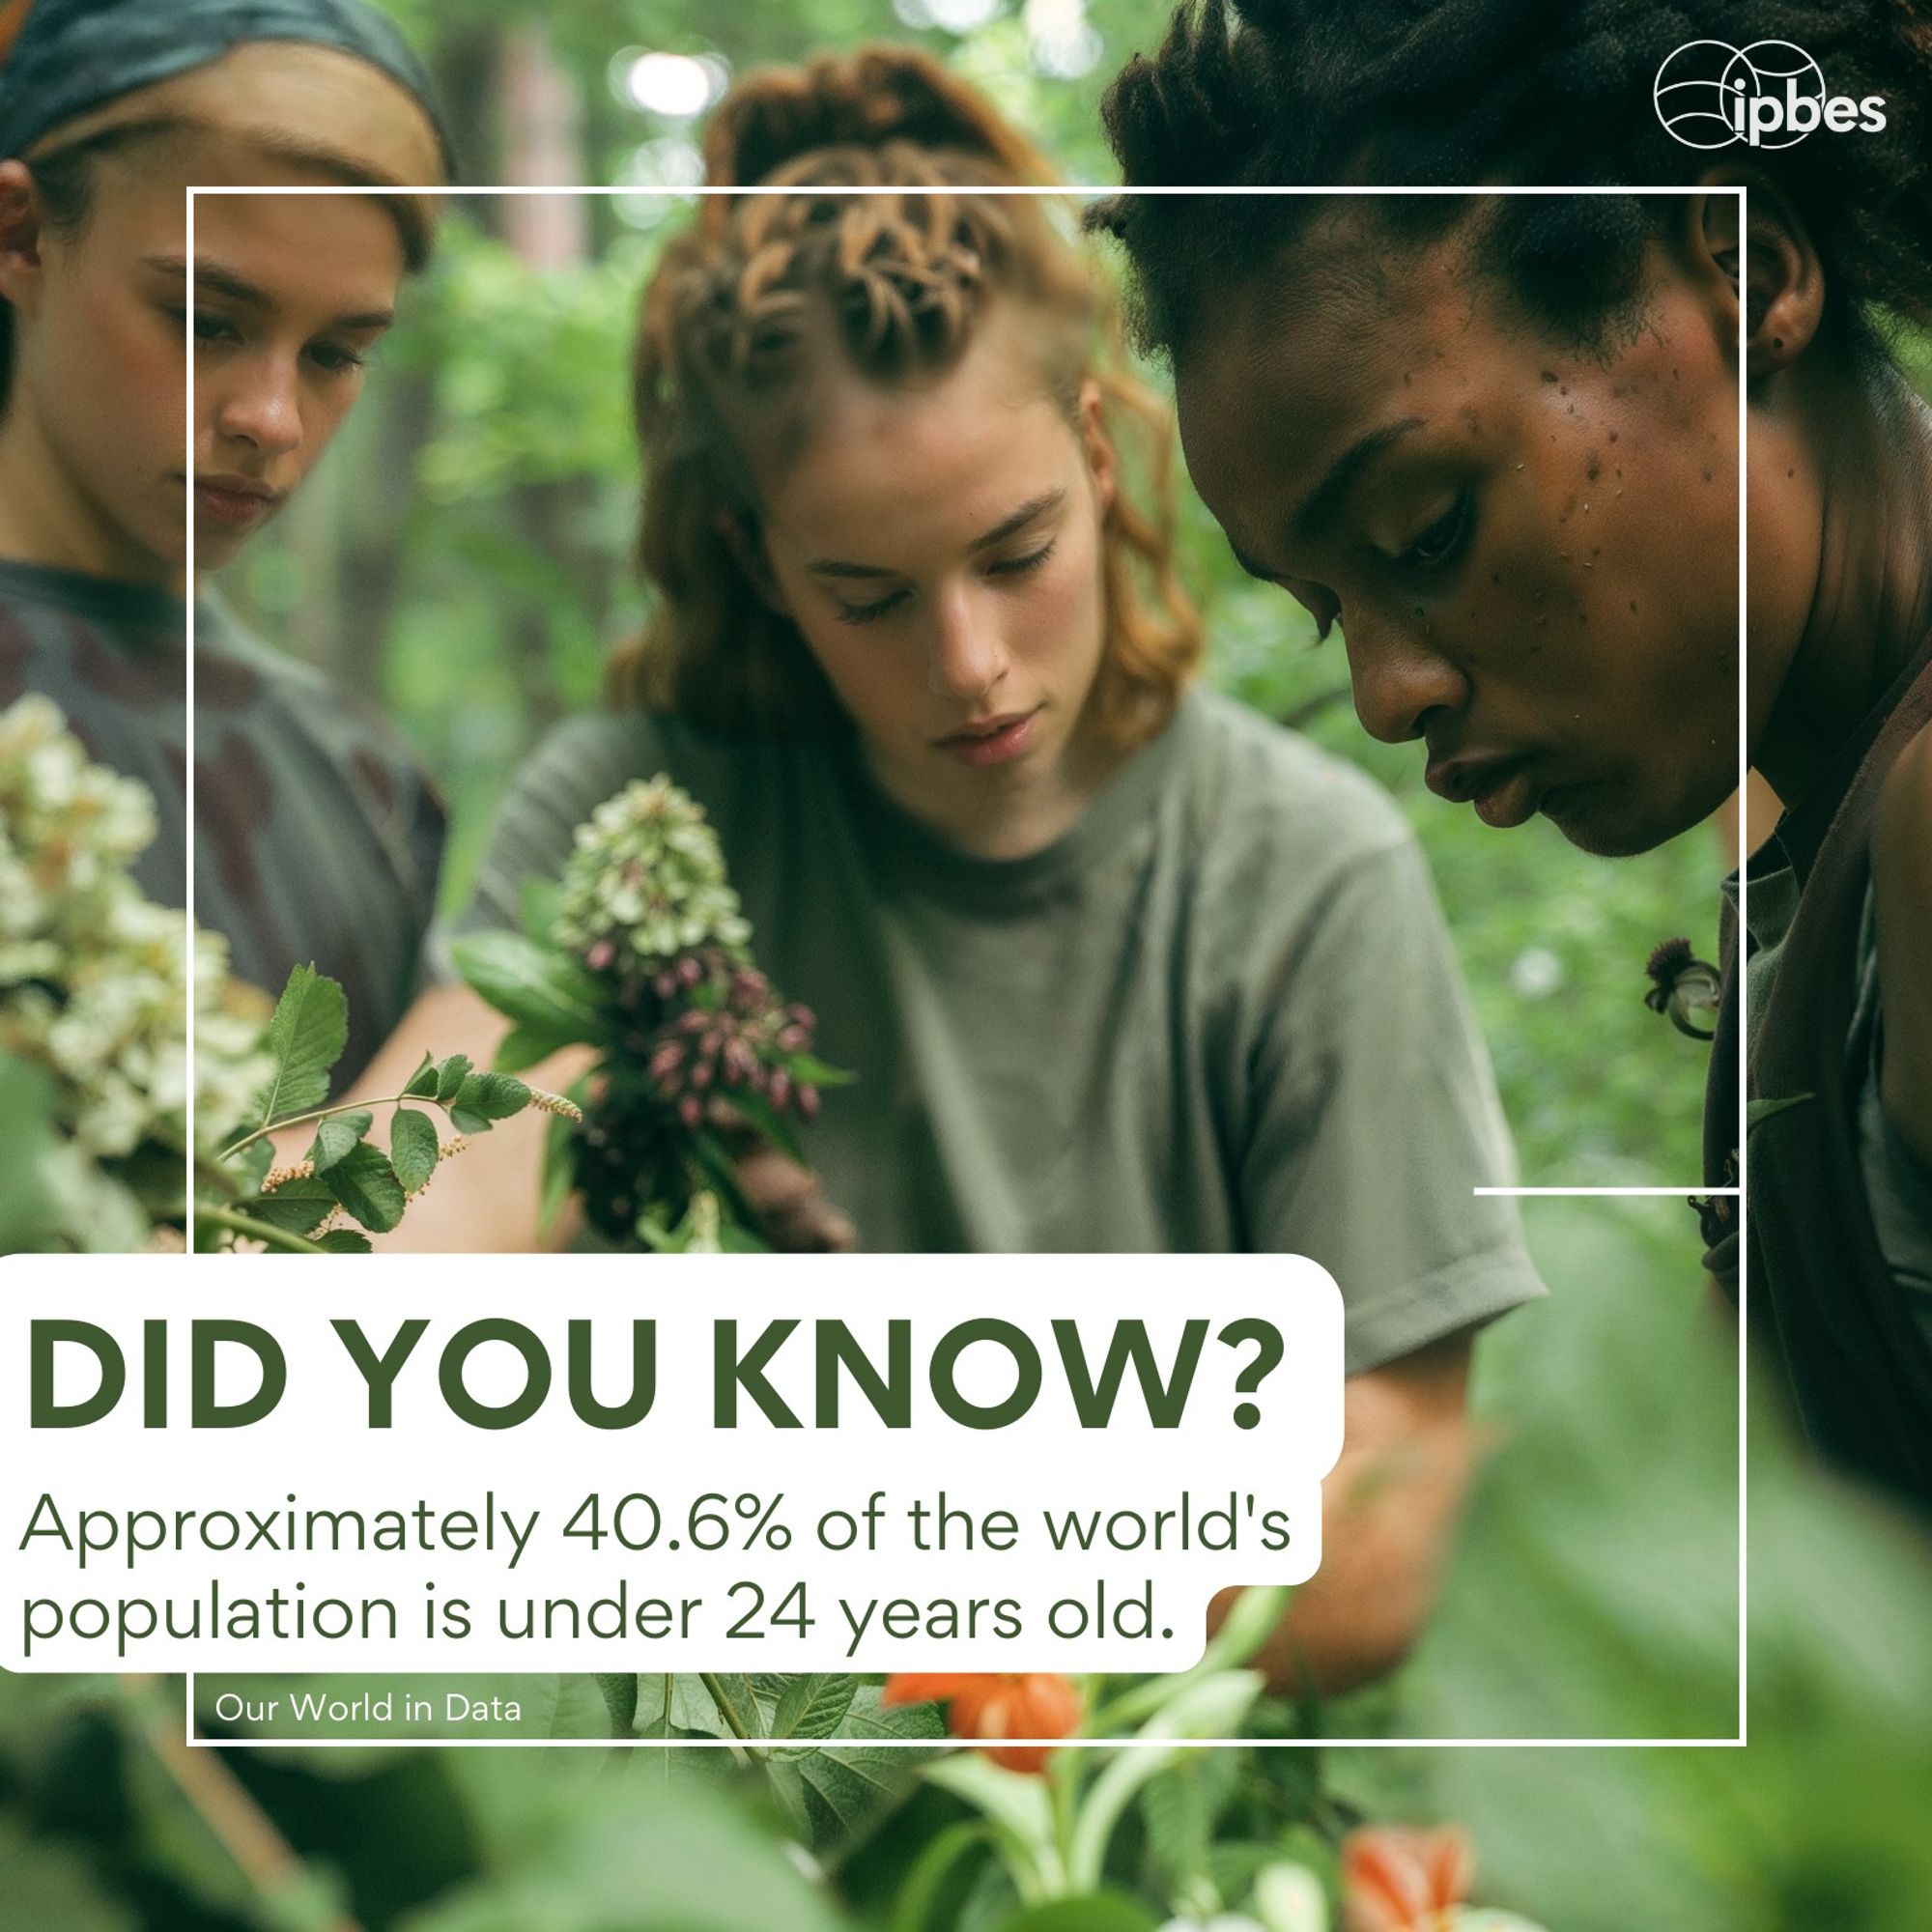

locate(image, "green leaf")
[[770, 1673, 858, 1742], [232, 1138, 274, 1193], [390, 1108, 440, 1195], [924, 1748, 1056, 1852], [0, 1054, 61, 1253], [1138, 1747, 1239, 1895], [402, 1052, 440, 1099], [995, 1898, 1163, 1932], [698, 1673, 766, 1742], [450, 929, 605, 1041], [633, 1675, 738, 1738], [521, 873, 561, 945], [546, 1674, 616, 1740], [245, 1175, 336, 1236], [784, 1053, 857, 1090], [251, 965, 348, 1127], [324, 1142, 407, 1234], [725, 1088, 806, 1166], [1746, 1094, 1813, 1129], [889, 1820, 992, 1932], [495, 1022, 582, 1074], [316, 1229, 373, 1255], [436, 1054, 473, 1105], [0, 1816, 141, 1932], [594, 1672, 639, 1739], [449, 1069, 531, 1136], [763, 1686, 944, 1855], [538, 1087, 583, 1237], [308, 1110, 373, 1173]]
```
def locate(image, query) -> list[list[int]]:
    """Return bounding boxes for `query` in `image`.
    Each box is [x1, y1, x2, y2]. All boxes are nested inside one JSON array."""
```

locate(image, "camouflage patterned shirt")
[[0, 556, 443, 1086]]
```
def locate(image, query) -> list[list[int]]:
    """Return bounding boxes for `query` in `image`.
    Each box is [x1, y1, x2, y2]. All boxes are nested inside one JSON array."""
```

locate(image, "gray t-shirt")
[[0, 557, 443, 1085], [466, 689, 1545, 1374]]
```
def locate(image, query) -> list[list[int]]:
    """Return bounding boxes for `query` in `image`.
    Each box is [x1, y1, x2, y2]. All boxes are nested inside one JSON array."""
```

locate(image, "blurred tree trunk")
[[498, 23, 606, 738], [305, 23, 502, 694]]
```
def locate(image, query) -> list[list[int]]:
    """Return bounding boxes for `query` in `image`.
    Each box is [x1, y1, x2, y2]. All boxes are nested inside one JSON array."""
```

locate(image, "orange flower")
[[1341, 1826, 1474, 1932], [882, 1672, 1082, 1774]]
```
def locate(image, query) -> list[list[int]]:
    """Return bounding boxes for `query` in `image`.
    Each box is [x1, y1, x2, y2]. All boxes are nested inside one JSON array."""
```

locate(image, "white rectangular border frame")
[[182, 182, 1750, 1751]]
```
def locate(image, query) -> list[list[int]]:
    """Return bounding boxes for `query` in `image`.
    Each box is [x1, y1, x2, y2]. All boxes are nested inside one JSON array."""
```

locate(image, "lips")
[[937, 709, 1038, 769], [191, 475, 280, 532], [1425, 753, 1543, 830]]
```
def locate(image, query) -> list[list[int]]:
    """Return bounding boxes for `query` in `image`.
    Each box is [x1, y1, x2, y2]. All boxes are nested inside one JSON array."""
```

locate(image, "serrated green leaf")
[[770, 1673, 858, 1742], [324, 1142, 406, 1234], [402, 1052, 440, 1099], [1138, 1747, 1239, 1894], [316, 1229, 373, 1255], [390, 1108, 439, 1195], [784, 1686, 944, 1850], [436, 1054, 473, 1105], [251, 965, 348, 1126], [246, 1176, 336, 1236], [450, 1069, 530, 1135], [308, 1110, 373, 1173], [450, 929, 605, 1041]]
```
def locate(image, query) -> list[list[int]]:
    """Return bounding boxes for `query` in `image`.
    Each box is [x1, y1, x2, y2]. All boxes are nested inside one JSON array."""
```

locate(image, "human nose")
[[1343, 615, 1470, 745], [926, 581, 1009, 702], [212, 352, 303, 460]]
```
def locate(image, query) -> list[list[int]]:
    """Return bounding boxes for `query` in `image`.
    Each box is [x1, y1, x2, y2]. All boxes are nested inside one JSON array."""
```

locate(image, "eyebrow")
[[1293, 416, 1425, 540], [146, 255, 396, 333], [807, 487, 1066, 579]]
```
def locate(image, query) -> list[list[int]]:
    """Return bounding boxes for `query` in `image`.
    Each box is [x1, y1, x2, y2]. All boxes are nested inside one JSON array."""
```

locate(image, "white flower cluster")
[[554, 773, 752, 968], [0, 696, 271, 1178]]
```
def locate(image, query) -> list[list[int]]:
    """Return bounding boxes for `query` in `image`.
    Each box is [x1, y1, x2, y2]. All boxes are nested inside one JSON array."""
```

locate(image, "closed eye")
[[306, 340, 369, 376], [833, 586, 910, 627], [1393, 488, 1474, 572], [987, 540, 1056, 578]]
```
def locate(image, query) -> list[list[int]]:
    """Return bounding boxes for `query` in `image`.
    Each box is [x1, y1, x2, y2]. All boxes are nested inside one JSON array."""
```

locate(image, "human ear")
[[0, 159, 46, 314], [1078, 378, 1117, 516], [714, 506, 789, 618], [1689, 175, 1824, 382]]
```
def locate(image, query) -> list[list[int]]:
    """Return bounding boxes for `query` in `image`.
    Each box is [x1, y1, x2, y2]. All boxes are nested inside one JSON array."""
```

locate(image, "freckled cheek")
[[1009, 542, 1107, 691], [808, 634, 928, 739], [86, 294, 185, 462]]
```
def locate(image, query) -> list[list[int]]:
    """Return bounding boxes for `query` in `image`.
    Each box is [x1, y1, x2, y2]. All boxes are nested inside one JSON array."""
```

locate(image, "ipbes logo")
[[1654, 40, 1887, 150]]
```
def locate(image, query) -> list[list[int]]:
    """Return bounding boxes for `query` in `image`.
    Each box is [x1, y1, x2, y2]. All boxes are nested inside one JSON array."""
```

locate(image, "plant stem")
[[1049, 1747, 1081, 1887], [191, 1206, 332, 1257], [219, 1091, 428, 1161], [124, 1674, 365, 1932], [697, 1671, 766, 1761]]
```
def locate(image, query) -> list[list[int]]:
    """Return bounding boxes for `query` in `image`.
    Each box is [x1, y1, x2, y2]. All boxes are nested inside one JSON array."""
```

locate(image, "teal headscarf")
[[0, 0, 451, 169]]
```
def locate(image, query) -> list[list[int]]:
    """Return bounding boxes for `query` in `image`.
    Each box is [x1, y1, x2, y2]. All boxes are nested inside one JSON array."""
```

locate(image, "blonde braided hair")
[[611, 45, 1202, 749]]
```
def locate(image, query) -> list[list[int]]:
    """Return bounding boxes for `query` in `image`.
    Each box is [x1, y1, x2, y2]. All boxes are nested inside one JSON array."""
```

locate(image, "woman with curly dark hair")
[[1094, 0, 1932, 1513]]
